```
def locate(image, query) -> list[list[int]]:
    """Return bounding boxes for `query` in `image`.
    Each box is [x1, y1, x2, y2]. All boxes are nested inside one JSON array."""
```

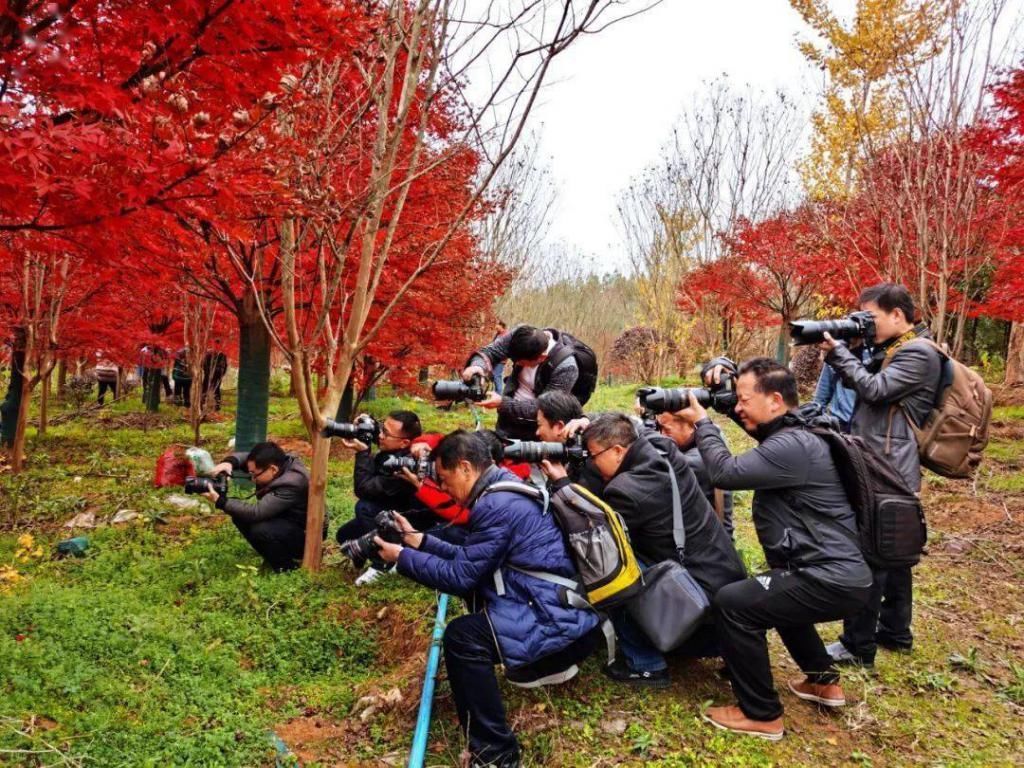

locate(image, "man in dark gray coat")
[[463, 325, 581, 440], [821, 283, 942, 666], [206, 442, 323, 572], [681, 357, 872, 740]]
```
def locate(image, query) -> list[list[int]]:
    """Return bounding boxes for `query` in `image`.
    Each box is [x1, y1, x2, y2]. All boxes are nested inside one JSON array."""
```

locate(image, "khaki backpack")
[[888, 339, 992, 478]]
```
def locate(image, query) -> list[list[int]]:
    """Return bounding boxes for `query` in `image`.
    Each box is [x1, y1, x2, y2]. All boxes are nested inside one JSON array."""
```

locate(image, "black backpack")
[[803, 425, 927, 569], [545, 329, 599, 405]]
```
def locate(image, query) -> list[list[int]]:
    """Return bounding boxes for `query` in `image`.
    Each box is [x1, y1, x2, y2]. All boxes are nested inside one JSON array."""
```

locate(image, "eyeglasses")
[[380, 426, 405, 440], [251, 466, 274, 480], [589, 444, 617, 461]]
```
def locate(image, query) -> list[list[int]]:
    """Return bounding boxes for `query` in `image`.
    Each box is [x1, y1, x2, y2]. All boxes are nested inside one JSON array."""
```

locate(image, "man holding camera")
[[375, 430, 600, 768], [462, 324, 588, 440], [820, 283, 942, 667], [204, 441, 321, 572], [334, 410, 436, 585], [572, 413, 745, 686], [681, 358, 872, 740], [534, 390, 605, 492]]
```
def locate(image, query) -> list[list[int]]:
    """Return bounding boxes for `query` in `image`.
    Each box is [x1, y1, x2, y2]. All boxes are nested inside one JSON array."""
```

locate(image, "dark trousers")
[[335, 499, 440, 563], [232, 516, 310, 571], [202, 376, 223, 410], [173, 379, 192, 407], [444, 613, 598, 764], [840, 565, 913, 662], [97, 380, 117, 405], [715, 569, 871, 721]]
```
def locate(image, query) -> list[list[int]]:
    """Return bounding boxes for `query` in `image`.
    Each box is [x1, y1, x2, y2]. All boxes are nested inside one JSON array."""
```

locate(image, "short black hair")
[[387, 410, 422, 439], [475, 429, 505, 463], [508, 325, 548, 361], [737, 357, 799, 408], [859, 283, 916, 324], [247, 441, 288, 470], [584, 413, 637, 449], [537, 391, 583, 425], [433, 429, 493, 471]]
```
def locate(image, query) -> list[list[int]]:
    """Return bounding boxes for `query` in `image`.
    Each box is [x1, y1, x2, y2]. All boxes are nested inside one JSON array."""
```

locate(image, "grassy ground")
[[1, 381, 1022, 766]]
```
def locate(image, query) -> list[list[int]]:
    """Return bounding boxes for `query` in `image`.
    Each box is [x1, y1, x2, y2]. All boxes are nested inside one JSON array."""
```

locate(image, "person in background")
[[491, 320, 508, 395]]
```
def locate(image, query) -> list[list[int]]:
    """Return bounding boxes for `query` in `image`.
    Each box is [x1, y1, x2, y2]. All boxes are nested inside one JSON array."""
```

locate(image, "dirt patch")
[[275, 716, 367, 766], [95, 412, 179, 430], [155, 514, 227, 537], [269, 436, 313, 458], [992, 384, 1024, 408], [989, 421, 1024, 442]]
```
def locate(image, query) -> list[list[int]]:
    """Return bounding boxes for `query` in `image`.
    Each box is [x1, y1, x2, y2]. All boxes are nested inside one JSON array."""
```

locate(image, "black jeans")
[[173, 378, 191, 406], [715, 569, 871, 721], [97, 380, 117, 405], [335, 500, 440, 565], [444, 612, 598, 764], [840, 565, 913, 662], [232, 516, 310, 571]]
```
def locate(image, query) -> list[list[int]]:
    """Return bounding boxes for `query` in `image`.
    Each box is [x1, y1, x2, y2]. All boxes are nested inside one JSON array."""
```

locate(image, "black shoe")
[[876, 638, 913, 653], [601, 659, 670, 688], [471, 747, 521, 768]]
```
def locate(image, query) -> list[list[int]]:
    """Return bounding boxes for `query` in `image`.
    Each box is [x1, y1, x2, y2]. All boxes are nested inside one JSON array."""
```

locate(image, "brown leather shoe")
[[788, 677, 846, 707], [702, 705, 784, 741]]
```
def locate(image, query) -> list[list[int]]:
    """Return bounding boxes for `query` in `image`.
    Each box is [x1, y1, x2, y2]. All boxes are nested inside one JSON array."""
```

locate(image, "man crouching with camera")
[[203, 442, 324, 572], [374, 430, 600, 768], [676, 358, 873, 740]]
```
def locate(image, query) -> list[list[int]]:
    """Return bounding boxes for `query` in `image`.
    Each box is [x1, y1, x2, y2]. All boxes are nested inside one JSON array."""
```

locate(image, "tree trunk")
[[235, 298, 272, 454], [303, 432, 331, 571], [56, 359, 67, 398], [775, 322, 790, 364], [39, 369, 50, 435], [0, 328, 27, 451], [1006, 321, 1024, 387]]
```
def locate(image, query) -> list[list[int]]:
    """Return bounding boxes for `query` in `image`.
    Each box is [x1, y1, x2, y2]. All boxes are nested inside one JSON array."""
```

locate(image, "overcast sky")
[[523, 0, 844, 273]]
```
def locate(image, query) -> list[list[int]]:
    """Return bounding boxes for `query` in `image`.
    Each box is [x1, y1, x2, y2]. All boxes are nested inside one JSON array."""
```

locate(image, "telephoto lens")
[[789, 310, 875, 346], [637, 386, 713, 414], [431, 374, 486, 403], [183, 474, 229, 495], [320, 414, 378, 443]]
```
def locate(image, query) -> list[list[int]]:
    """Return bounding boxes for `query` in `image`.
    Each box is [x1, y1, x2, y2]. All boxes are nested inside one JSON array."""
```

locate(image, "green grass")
[[1, 381, 1023, 766]]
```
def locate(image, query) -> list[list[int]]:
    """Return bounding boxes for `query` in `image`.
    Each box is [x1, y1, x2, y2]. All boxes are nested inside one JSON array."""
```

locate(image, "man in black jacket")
[[535, 390, 604, 493], [679, 357, 873, 740], [821, 283, 942, 667], [205, 441, 322, 572], [655, 410, 734, 539], [334, 410, 436, 585], [463, 325, 581, 440], [578, 413, 745, 687]]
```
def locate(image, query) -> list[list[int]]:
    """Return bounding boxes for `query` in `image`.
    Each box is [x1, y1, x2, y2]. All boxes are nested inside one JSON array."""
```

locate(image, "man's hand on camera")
[[675, 391, 708, 425], [410, 442, 431, 459], [540, 460, 568, 481], [202, 488, 221, 505], [211, 462, 234, 477], [462, 365, 486, 382], [704, 365, 728, 387], [479, 392, 503, 409], [341, 438, 369, 453], [375, 538, 402, 563], [819, 331, 839, 352], [399, 467, 423, 489], [563, 417, 590, 438]]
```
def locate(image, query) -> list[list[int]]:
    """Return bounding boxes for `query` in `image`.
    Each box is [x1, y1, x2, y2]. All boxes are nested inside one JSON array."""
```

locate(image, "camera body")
[[637, 378, 737, 415], [321, 414, 378, 444], [339, 509, 404, 563], [789, 310, 876, 347], [183, 473, 229, 496], [503, 434, 589, 466], [432, 373, 487, 403], [381, 453, 433, 480]]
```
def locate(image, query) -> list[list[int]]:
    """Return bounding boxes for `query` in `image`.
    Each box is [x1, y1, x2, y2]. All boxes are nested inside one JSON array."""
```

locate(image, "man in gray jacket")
[[463, 325, 581, 440], [205, 442, 323, 572], [680, 357, 872, 740], [821, 283, 942, 666]]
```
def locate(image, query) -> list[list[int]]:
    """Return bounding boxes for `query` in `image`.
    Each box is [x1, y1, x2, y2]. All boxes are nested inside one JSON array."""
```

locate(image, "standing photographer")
[[204, 441, 322, 572], [462, 324, 595, 440], [821, 283, 942, 667], [375, 430, 600, 767], [684, 358, 872, 740], [334, 410, 436, 586]]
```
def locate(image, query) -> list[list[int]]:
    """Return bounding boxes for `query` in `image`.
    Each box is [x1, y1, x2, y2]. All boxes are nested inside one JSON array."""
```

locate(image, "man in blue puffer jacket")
[[374, 430, 600, 768]]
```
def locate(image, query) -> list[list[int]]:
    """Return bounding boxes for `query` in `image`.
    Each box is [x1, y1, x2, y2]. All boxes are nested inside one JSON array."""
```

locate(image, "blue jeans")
[[611, 561, 667, 673]]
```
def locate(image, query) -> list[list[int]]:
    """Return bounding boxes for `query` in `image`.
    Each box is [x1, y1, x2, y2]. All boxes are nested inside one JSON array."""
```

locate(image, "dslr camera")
[[183, 473, 229, 496], [503, 434, 589, 467], [432, 373, 487, 403], [637, 377, 737, 415], [381, 453, 433, 480], [789, 310, 875, 347], [338, 509, 404, 564], [321, 414, 378, 444]]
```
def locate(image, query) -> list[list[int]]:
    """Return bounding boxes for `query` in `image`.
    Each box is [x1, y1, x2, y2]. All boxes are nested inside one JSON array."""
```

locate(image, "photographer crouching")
[[675, 358, 872, 740], [202, 442, 324, 572], [374, 430, 601, 768]]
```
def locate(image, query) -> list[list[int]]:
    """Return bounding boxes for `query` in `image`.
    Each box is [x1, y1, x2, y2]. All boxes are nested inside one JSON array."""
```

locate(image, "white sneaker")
[[355, 566, 392, 586], [507, 664, 579, 689], [826, 640, 872, 668]]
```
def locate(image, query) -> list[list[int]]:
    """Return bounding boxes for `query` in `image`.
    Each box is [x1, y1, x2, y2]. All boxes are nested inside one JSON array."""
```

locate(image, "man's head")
[[656, 411, 696, 450], [734, 357, 799, 433], [508, 325, 549, 368], [584, 413, 637, 482], [246, 441, 288, 487], [496, 320, 507, 334], [433, 430, 493, 504], [379, 410, 422, 452], [859, 283, 916, 344], [536, 391, 583, 442]]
